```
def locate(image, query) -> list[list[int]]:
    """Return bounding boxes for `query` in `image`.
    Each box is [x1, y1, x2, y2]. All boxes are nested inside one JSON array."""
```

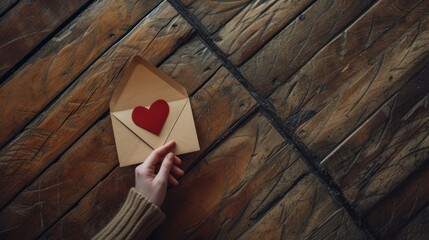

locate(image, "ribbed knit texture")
[[93, 188, 165, 240]]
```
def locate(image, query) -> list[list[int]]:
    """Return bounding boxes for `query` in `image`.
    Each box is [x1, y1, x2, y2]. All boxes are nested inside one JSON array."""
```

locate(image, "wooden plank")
[[180, 67, 258, 170], [152, 114, 308, 239], [214, 0, 314, 66], [365, 161, 429, 239], [0, 35, 225, 239], [40, 166, 135, 240], [39, 67, 257, 239], [269, 0, 429, 159], [0, 0, 18, 16], [159, 37, 222, 94], [240, 0, 374, 97], [179, 0, 251, 34], [394, 204, 429, 240], [0, 0, 161, 148], [0, 0, 93, 78], [305, 208, 368, 240], [321, 64, 429, 214], [0, 1, 194, 209], [0, 118, 116, 240], [238, 174, 366, 240]]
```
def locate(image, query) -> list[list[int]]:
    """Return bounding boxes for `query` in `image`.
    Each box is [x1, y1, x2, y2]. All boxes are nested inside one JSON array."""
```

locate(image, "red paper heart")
[[132, 99, 169, 135]]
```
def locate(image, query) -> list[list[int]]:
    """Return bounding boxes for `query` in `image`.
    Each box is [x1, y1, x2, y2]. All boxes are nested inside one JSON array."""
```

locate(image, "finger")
[[153, 141, 176, 157], [168, 174, 179, 186], [156, 156, 181, 174], [171, 165, 184, 177], [144, 141, 176, 167], [154, 163, 160, 174], [174, 155, 182, 165], [155, 152, 174, 184]]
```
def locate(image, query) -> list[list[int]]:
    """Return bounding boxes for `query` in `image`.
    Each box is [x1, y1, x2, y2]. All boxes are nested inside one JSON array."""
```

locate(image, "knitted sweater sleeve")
[[93, 188, 165, 240]]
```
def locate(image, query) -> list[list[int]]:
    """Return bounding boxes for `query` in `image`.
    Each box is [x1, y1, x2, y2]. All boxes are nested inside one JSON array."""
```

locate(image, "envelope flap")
[[166, 99, 200, 154], [110, 56, 188, 112], [111, 115, 153, 167], [112, 99, 188, 149]]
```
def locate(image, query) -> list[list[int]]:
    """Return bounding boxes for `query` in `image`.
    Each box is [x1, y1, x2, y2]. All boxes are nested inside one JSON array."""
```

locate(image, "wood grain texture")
[[394, 204, 429, 240], [0, 36, 224, 240], [160, 37, 222, 94], [321, 64, 429, 214], [240, 0, 374, 97], [40, 67, 256, 240], [365, 161, 429, 239], [152, 113, 307, 239], [181, 67, 258, 170], [0, 0, 161, 148], [238, 174, 366, 240], [40, 165, 135, 240], [0, 0, 427, 238], [269, 0, 429, 159], [214, 0, 314, 66], [0, 1, 193, 209], [0, 0, 92, 77], [179, 0, 251, 33], [0, 0, 18, 16], [0, 118, 116, 240]]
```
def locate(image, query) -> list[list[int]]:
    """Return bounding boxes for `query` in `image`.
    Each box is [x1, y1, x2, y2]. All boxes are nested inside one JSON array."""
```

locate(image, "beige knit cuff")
[[93, 188, 165, 240]]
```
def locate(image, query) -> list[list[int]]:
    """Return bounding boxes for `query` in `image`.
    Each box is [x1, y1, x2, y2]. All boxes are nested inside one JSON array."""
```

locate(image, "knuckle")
[[135, 167, 145, 176]]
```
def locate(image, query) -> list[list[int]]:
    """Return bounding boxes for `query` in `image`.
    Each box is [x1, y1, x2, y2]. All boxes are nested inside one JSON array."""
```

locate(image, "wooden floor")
[[0, 0, 428, 239]]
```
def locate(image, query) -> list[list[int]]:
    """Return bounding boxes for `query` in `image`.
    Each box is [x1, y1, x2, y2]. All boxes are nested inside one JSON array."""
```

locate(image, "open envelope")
[[110, 56, 200, 167]]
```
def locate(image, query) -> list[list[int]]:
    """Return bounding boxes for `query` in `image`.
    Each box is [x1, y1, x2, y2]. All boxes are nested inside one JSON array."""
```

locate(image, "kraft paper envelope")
[[110, 55, 200, 167]]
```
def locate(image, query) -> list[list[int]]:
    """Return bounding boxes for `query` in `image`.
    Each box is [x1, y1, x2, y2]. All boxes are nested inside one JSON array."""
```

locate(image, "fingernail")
[[167, 152, 174, 159]]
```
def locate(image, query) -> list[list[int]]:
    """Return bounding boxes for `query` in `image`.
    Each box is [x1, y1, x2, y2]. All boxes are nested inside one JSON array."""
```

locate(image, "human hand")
[[134, 141, 184, 207]]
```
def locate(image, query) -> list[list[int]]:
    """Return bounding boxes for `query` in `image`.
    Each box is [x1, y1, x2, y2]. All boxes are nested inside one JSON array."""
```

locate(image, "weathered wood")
[[0, 118, 117, 240], [269, 0, 429, 159], [152, 114, 307, 239], [0, 0, 18, 16], [305, 208, 368, 240], [394, 204, 429, 240], [214, 0, 314, 66], [0, 36, 224, 240], [321, 64, 429, 214], [180, 67, 258, 170], [160, 37, 222, 94], [40, 165, 135, 240], [40, 67, 256, 239], [0, 0, 93, 78], [238, 174, 366, 240], [0, 0, 161, 148], [0, 0, 427, 238], [365, 161, 429, 239], [179, 0, 251, 34], [240, 0, 374, 97], [0, 1, 193, 209]]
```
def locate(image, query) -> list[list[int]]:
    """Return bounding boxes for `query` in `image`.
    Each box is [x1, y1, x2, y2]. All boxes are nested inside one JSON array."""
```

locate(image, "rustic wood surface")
[[269, 0, 428, 158], [322, 64, 429, 215], [214, 0, 314, 66], [0, 0, 18, 16], [0, 0, 161, 148], [239, 174, 366, 240], [365, 159, 429, 239], [0, 0, 428, 239], [0, 0, 93, 78], [240, 0, 374, 97], [394, 204, 429, 240], [40, 56, 256, 240], [178, 0, 251, 34]]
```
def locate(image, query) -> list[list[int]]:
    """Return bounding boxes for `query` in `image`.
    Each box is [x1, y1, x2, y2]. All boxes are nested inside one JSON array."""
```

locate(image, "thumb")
[[155, 153, 174, 184]]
